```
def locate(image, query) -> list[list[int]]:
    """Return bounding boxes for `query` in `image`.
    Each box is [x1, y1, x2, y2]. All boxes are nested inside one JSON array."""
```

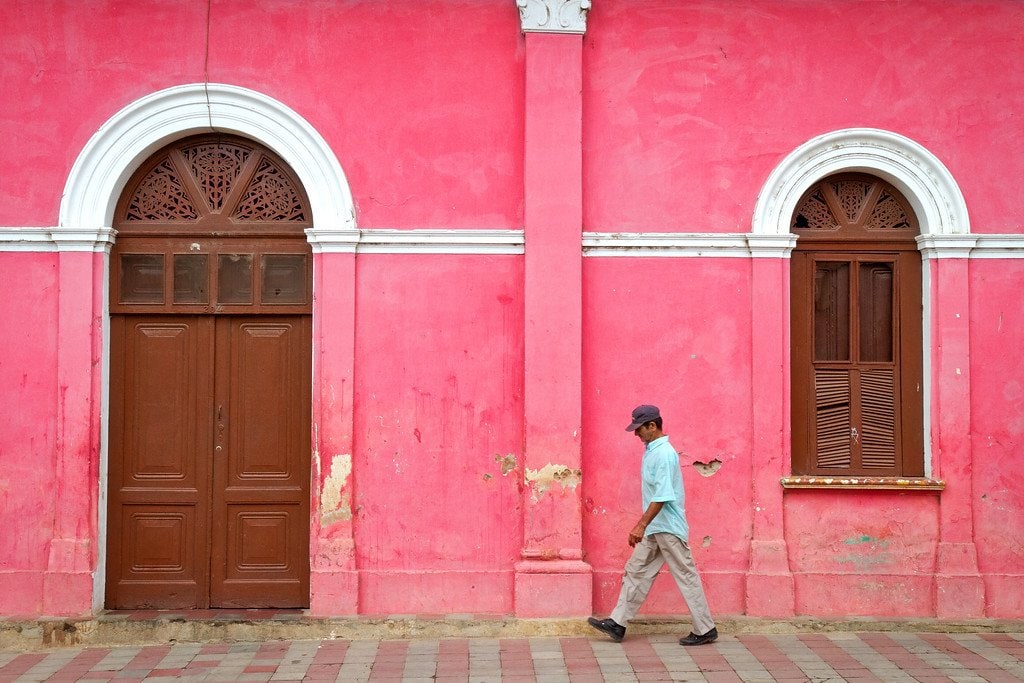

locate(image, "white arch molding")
[[752, 128, 970, 238], [60, 83, 357, 245]]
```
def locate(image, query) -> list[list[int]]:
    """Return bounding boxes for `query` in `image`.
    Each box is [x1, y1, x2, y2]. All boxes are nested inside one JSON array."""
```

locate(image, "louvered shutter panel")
[[860, 369, 896, 469], [814, 369, 851, 469]]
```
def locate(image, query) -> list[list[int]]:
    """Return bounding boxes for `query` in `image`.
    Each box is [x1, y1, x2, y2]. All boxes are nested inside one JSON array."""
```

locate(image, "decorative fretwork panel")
[[864, 191, 912, 231], [794, 190, 837, 231], [232, 159, 307, 222], [118, 134, 310, 230], [793, 174, 917, 237], [831, 179, 873, 223], [180, 142, 252, 212], [126, 158, 200, 221]]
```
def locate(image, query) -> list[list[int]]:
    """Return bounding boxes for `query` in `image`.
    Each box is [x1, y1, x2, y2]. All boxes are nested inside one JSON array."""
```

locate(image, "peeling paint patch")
[[320, 454, 352, 526], [525, 463, 582, 499], [495, 453, 517, 475], [702, 535, 712, 548], [693, 459, 722, 476]]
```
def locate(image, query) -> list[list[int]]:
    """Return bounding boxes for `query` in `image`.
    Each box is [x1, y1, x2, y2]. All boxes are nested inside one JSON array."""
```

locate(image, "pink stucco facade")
[[1, 0, 1022, 621]]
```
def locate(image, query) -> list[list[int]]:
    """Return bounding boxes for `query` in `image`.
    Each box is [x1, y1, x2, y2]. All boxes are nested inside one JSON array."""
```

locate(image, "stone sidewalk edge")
[[3, 615, 1023, 651]]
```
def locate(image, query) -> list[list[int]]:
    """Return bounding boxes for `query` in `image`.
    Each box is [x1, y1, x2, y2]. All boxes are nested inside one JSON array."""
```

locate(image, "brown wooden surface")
[[106, 316, 214, 609], [106, 134, 312, 609], [210, 316, 310, 608], [790, 174, 923, 477], [107, 315, 310, 608]]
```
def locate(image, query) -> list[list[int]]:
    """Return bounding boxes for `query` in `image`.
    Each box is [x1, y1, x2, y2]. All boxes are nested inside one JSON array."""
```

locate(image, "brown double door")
[[107, 314, 310, 609]]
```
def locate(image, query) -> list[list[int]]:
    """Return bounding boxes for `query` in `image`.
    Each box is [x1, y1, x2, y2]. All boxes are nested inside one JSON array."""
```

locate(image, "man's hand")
[[629, 501, 664, 547]]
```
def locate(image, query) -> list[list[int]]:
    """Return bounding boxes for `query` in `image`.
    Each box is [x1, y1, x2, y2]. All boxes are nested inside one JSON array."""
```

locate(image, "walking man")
[[588, 404, 718, 646]]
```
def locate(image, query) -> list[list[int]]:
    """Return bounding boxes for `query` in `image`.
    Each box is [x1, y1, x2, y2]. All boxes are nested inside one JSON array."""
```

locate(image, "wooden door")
[[107, 316, 214, 609], [106, 315, 310, 608], [105, 134, 313, 609], [210, 316, 310, 608]]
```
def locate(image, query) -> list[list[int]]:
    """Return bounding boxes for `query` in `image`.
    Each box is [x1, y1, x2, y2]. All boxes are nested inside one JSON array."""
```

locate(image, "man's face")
[[633, 422, 658, 444]]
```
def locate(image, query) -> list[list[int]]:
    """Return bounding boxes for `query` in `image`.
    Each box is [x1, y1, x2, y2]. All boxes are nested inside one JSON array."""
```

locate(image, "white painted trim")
[[752, 128, 970, 237], [7, 228, 1024, 257], [355, 229, 524, 255], [59, 83, 356, 237], [0, 227, 116, 252], [582, 232, 797, 258], [917, 235, 978, 260], [517, 0, 590, 34], [972, 234, 1024, 258], [919, 234, 1024, 259]]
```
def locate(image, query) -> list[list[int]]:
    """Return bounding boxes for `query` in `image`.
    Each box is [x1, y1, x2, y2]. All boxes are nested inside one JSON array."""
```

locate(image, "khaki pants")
[[609, 532, 715, 635]]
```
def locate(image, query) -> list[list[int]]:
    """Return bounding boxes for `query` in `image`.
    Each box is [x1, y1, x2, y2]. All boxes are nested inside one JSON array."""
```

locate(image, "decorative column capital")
[[517, 0, 590, 34]]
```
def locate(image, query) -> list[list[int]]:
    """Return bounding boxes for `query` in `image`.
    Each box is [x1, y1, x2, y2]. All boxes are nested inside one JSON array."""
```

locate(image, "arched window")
[[790, 173, 924, 477], [111, 134, 312, 315]]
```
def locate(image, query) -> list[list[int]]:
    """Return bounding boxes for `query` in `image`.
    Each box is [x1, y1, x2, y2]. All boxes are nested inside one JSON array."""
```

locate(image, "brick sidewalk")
[[1, 632, 1021, 681]]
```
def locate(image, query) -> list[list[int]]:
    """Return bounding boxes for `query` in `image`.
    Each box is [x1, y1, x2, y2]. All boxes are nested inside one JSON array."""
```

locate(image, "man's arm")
[[629, 501, 665, 547]]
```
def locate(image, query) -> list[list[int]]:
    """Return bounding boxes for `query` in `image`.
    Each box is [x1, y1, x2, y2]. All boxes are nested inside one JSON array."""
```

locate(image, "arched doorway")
[[105, 134, 312, 609], [789, 173, 924, 477]]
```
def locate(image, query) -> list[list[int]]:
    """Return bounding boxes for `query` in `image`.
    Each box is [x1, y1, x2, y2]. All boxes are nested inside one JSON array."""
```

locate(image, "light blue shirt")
[[641, 435, 689, 541]]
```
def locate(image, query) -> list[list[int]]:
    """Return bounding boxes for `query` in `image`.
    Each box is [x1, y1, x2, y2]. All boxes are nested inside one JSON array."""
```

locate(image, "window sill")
[[780, 476, 945, 491]]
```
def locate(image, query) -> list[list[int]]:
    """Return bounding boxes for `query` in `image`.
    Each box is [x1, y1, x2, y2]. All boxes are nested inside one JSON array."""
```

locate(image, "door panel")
[[106, 315, 310, 609], [210, 317, 310, 607], [106, 316, 213, 609]]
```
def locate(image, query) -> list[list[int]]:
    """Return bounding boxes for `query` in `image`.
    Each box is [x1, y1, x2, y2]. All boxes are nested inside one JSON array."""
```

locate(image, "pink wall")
[[582, 258, 754, 617], [0, 254, 60, 616], [970, 260, 1024, 617], [0, 250, 103, 617], [207, 0, 524, 230], [583, 0, 1024, 233], [351, 254, 525, 614], [0, 0, 523, 230], [0, 2, 208, 225], [784, 492, 940, 616], [0, 1, 1022, 620]]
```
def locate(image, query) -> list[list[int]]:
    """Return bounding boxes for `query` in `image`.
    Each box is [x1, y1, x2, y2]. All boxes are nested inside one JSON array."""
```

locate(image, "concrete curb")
[[3, 615, 1024, 651]]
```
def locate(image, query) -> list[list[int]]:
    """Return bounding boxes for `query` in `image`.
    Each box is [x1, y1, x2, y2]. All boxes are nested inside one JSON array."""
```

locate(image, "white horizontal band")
[[0, 227, 116, 252], [582, 232, 798, 258], [4, 228, 1024, 257]]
